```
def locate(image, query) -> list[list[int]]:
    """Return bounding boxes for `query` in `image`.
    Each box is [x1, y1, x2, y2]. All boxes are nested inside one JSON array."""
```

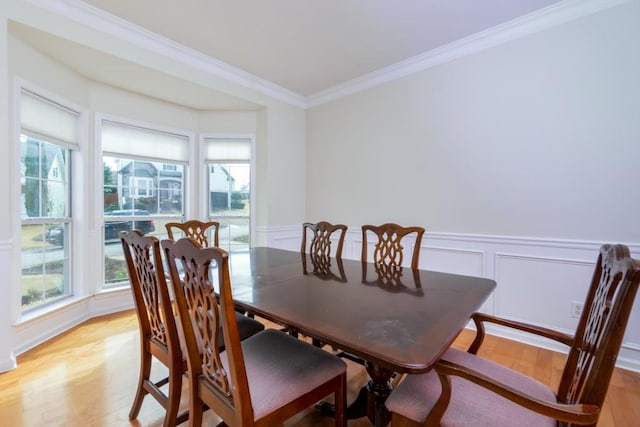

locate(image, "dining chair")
[[120, 230, 188, 427], [301, 221, 348, 259], [162, 237, 348, 427], [301, 221, 348, 279], [361, 222, 425, 270], [385, 244, 640, 427], [165, 219, 220, 248], [121, 230, 264, 427]]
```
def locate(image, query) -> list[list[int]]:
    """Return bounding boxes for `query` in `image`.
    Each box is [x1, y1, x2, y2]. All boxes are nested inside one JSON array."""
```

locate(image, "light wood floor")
[[1, 310, 639, 427]]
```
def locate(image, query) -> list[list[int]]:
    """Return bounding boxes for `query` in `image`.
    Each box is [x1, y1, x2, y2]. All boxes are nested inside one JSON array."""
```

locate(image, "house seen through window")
[[101, 119, 188, 288]]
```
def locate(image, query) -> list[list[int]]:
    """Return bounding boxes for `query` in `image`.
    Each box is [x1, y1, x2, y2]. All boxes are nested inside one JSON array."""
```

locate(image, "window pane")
[[208, 163, 250, 217], [103, 157, 184, 215], [103, 156, 184, 288], [218, 218, 250, 252], [21, 222, 69, 309], [21, 138, 69, 219], [44, 181, 67, 217], [104, 232, 128, 288], [103, 210, 159, 288], [22, 139, 40, 178], [208, 160, 250, 252], [20, 132, 72, 311]]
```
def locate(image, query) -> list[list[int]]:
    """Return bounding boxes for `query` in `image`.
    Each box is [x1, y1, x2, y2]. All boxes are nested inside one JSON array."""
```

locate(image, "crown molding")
[[28, 0, 631, 110], [27, 0, 307, 108], [306, 0, 632, 107]]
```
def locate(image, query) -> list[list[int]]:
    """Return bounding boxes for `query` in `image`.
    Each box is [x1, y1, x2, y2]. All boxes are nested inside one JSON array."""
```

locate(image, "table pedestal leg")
[[365, 361, 393, 427], [315, 361, 394, 427]]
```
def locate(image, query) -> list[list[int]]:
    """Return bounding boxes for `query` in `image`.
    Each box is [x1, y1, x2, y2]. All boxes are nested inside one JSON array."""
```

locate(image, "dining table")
[[225, 247, 496, 427]]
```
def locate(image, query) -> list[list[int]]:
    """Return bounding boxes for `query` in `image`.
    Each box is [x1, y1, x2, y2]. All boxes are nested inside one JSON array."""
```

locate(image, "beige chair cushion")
[[385, 348, 557, 427], [224, 329, 346, 420]]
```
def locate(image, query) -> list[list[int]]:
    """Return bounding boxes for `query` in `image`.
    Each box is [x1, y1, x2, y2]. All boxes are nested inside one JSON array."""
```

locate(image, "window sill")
[[15, 294, 91, 326]]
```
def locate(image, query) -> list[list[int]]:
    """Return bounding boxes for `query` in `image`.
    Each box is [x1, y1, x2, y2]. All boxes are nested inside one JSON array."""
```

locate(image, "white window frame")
[[200, 134, 256, 250], [13, 79, 86, 322], [97, 114, 195, 289]]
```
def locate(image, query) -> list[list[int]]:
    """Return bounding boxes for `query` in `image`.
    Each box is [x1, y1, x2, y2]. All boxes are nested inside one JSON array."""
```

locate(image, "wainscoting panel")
[[423, 246, 494, 315], [422, 246, 485, 277], [494, 253, 595, 332]]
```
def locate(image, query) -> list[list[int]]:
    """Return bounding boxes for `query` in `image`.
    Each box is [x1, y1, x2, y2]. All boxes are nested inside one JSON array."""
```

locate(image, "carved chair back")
[[165, 220, 220, 248], [162, 237, 253, 424], [557, 244, 640, 414], [361, 223, 425, 270], [301, 221, 347, 260], [121, 230, 180, 360]]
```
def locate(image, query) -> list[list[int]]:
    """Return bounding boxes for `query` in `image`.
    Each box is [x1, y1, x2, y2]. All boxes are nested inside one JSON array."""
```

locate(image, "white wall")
[[198, 111, 258, 134], [306, 1, 640, 242], [304, 2, 640, 370]]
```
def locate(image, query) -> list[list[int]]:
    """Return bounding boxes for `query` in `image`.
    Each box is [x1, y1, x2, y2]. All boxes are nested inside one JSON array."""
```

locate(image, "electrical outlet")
[[570, 301, 583, 318]]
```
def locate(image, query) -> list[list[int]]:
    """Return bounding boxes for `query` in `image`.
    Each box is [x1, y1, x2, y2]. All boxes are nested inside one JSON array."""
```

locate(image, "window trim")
[[200, 133, 256, 250], [14, 79, 85, 319], [97, 115, 194, 289]]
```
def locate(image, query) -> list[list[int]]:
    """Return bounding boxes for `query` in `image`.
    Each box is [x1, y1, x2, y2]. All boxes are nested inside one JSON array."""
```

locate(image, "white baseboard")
[[13, 305, 91, 357], [0, 354, 16, 373]]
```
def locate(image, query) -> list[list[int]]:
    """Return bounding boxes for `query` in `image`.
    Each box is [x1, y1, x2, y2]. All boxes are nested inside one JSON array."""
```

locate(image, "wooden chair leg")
[[189, 395, 205, 427], [334, 374, 347, 427], [163, 368, 183, 427], [129, 350, 152, 419]]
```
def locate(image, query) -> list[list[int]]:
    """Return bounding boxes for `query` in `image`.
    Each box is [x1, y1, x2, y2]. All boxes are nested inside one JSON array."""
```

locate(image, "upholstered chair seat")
[[386, 347, 557, 427], [223, 329, 347, 420]]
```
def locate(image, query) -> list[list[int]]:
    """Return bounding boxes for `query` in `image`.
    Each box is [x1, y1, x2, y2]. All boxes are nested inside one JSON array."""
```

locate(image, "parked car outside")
[[44, 209, 155, 246], [104, 209, 156, 239], [43, 225, 65, 247]]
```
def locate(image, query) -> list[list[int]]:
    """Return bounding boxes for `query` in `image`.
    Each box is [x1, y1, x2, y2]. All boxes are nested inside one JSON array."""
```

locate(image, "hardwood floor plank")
[[0, 310, 637, 426]]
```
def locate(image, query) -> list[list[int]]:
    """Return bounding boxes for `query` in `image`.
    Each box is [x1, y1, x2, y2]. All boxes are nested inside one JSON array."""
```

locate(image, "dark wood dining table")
[[226, 247, 496, 427]]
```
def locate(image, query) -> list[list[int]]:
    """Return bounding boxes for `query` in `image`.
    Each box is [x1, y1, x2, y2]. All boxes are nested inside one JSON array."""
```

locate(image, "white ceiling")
[[74, 0, 565, 97], [16, 0, 594, 110]]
